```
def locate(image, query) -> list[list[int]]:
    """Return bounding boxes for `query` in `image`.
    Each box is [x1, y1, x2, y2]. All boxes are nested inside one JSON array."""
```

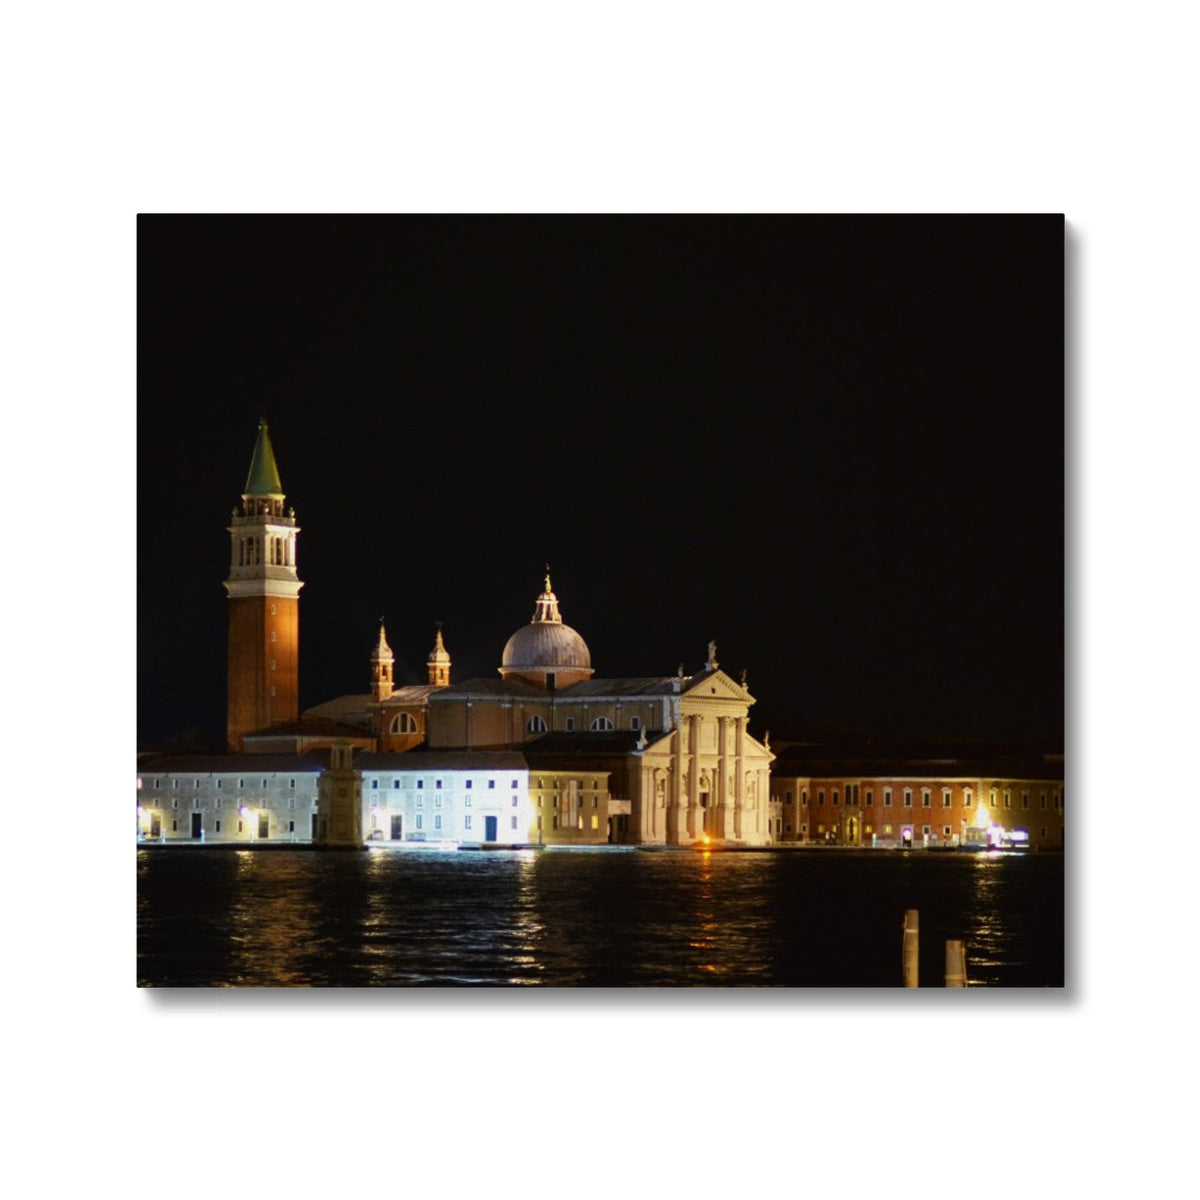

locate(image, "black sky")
[[137, 215, 1063, 750]]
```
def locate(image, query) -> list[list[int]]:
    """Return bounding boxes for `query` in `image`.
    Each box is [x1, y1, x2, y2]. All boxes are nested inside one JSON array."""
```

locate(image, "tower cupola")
[[427, 623, 451, 687], [370, 620, 395, 701]]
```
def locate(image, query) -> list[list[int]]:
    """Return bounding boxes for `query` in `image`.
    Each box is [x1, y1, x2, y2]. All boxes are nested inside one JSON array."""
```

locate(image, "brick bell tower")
[[224, 419, 303, 752]]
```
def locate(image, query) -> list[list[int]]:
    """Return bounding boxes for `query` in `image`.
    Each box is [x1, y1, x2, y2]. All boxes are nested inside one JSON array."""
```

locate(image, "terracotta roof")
[[138, 753, 327, 773], [353, 751, 528, 771]]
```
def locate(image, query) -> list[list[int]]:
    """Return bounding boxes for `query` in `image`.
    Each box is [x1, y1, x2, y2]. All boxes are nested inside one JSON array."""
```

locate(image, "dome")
[[502, 621, 592, 671], [499, 571, 593, 684]]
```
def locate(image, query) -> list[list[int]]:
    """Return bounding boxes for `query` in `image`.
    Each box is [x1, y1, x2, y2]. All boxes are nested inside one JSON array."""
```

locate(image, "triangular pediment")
[[680, 668, 753, 705]]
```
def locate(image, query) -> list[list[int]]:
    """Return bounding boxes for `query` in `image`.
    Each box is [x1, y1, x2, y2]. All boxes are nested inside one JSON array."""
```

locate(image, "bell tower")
[[224, 419, 303, 752], [427, 622, 451, 686]]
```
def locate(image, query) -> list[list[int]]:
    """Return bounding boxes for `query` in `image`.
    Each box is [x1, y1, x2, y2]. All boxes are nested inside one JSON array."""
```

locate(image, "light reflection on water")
[[137, 848, 1064, 987]]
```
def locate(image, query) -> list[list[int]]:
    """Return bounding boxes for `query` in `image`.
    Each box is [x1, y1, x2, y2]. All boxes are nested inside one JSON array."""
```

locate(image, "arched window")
[[526, 716, 547, 733], [390, 712, 418, 734], [589, 716, 614, 731]]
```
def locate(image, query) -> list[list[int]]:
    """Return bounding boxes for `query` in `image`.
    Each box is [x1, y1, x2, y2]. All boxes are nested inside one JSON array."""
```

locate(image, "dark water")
[[137, 847, 1065, 987]]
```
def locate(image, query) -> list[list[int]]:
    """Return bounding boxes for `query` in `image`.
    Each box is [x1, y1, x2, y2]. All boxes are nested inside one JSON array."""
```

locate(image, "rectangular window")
[[511, 780, 518, 789], [417, 796, 423, 809], [172, 798, 178, 809], [922, 825, 931, 836], [216, 780, 223, 789], [172, 779, 179, 790], [465, 779, 472, 789], [866, 789, 873, 807], [832, 790, 840, 806], [785, 790, 792, 805], [153, 779, 160, 790], [416, 814, 423, 830], [590, 815, 598, 830], [1005, 791, 1012, 808], [288, 821, 295, 833], [565, 718, 575, 731], [371, 780, 378, 789], [802, 790, 808, 806], [884, 789, 892, 807], [289, 779, 295, 789], [465, 815, 472, 830], [436, 780, 442, 790], [417, 780, 424, 789], [943, 790, 952, 807], [465, 796, 471, 807], [943, 826, 952, 836], [435, 795, 442, 807], [393, 780, 400, 789], [512, 796, 518, 807], [238, 779, 244, 789], [514, 816, 520, 830], [489, 780, 496, 789], [922, 789, 930, 807], [215, 820, 221, 832], [818, 790, 825, 807], [288, 797, 295, 810], [904, 790, 912, 807]]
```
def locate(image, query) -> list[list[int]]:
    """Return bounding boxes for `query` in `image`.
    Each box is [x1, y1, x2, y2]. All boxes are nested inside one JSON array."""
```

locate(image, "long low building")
[[767, 742, 1065, 850], [136, 749, 623, 848]]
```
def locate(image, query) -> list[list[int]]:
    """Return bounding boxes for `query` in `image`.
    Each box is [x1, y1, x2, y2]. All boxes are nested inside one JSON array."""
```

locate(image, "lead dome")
[[499, 572, 594, 688]]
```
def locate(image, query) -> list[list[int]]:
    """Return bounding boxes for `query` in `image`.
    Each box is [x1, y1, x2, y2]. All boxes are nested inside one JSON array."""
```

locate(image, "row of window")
[[164, 796, 314, 810], [780, 788, 1062, 810], [525, 715, 641, 732], [400, 795, 522, 809], [145, 777, 299, 790], [367, 777, 521, 790], [783, 823, 1058, 838]]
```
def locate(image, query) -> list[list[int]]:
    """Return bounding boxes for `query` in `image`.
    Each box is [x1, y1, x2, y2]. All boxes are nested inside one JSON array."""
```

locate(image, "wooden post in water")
[[945, 939, 968, 987], [902, 909, 919, 987]]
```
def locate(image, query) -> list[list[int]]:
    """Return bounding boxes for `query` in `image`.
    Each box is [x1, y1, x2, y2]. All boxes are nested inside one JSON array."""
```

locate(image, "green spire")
[[243, 418, 284, 497]]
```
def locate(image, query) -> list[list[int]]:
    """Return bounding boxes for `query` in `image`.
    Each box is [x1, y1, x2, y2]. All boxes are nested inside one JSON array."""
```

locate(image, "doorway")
[[485, 815, 498, 842], [190, 812, 202, 838]]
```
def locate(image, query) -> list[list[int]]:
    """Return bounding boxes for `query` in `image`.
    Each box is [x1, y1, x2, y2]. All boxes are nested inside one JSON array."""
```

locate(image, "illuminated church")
[[136, 419, 1061, 852], [138, 419, 775, 848]]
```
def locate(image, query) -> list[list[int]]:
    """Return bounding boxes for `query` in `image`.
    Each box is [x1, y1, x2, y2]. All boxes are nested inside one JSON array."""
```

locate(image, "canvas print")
[[137, 214, 1064, 987]]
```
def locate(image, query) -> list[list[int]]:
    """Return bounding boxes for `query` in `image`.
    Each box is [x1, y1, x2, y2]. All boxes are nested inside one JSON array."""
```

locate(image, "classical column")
[[669, 723, 684, 845], [687, 714, 701, 840], [716, 715, 729, 839], [734, 717, 746, 840]]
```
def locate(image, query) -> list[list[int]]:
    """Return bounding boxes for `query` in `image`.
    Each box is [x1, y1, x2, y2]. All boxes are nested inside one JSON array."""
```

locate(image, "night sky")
[[138, 215, 1063, 751]]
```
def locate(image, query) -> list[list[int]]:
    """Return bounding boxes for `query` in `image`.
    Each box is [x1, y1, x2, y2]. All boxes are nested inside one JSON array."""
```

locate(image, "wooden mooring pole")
[[945, 939, 968, 987], [902, 909, 919, 987]]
